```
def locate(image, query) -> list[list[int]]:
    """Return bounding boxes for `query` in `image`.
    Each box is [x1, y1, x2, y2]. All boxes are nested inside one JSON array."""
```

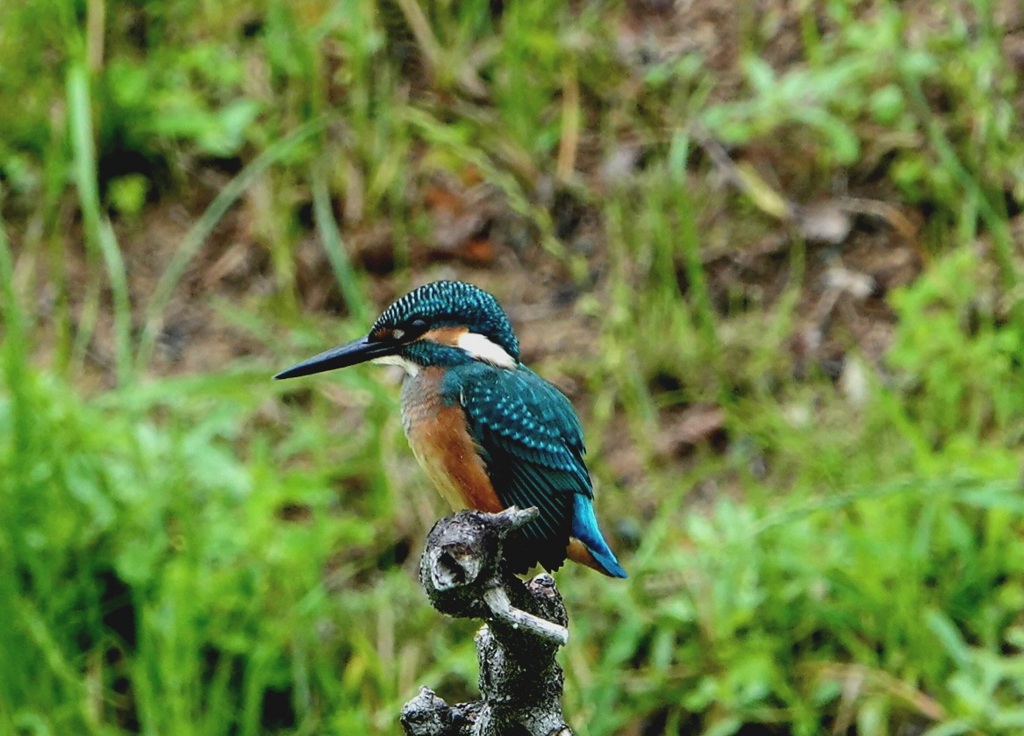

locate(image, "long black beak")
[[274, 335, 397, 380]]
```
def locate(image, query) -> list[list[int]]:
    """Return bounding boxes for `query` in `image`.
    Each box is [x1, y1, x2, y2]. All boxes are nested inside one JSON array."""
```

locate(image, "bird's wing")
[[455, 365, 591, 570]]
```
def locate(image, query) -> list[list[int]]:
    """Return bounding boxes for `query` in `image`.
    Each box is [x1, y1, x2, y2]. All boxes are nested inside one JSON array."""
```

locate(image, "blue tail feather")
[[572, 495, 627, 578]]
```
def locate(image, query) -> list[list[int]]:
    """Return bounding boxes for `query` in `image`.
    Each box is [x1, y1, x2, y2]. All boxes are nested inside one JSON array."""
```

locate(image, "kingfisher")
[[275, 280, 626, 578]]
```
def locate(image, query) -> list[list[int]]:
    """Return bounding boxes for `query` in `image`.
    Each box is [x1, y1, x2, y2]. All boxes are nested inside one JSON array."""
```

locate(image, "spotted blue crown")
[[374, 281, 520, 360]]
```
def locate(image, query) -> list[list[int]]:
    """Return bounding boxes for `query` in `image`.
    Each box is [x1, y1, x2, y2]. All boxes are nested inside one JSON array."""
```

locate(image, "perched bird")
[[275, 280, 626, 578]]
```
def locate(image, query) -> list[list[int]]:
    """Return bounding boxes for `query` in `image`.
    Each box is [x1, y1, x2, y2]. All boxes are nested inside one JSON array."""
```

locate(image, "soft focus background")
[[2, 1, 1024, 734]]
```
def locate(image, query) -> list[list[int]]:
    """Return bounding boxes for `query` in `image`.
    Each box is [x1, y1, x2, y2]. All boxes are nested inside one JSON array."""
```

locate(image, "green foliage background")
[[2, 1, 1024, 734]]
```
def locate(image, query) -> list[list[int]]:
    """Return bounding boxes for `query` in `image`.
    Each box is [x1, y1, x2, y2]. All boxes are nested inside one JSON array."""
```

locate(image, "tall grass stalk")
[[902, 74, 1017, 293], [668, 130, 717, 349], [311, 160, 370, 325], [0, 215, 29, 486], [67, 64, 134, 385]]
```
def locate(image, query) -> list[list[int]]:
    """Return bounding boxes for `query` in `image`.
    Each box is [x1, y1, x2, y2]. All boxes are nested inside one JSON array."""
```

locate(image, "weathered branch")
[[400, 507, 572, 736]]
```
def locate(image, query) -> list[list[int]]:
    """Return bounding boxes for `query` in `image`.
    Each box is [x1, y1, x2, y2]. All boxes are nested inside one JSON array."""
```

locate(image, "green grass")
[[2, 0, 1024, 734]]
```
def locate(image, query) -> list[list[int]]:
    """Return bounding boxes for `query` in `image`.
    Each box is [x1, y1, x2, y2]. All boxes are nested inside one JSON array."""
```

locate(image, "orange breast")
[[401, 368, 504, 514]]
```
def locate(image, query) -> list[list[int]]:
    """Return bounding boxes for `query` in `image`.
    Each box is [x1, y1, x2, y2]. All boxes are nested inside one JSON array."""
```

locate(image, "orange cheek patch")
[[421, 326, 468, 347]]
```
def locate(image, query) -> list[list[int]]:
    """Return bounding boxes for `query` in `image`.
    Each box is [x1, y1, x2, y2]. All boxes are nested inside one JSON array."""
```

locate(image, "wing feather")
[[451, 365, 591, 571]]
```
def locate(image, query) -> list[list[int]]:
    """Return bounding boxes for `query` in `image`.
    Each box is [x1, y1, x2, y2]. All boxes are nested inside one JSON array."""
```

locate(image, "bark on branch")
[[400, 507, 572, 736]]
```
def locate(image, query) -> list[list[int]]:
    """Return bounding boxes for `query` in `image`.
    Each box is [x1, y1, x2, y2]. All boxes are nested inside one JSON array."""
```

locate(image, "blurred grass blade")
[[754, 477, 1022, 536], [669, 129, 717, 347], [734, 161, 791, 221], [311, 161, 370, 324], [65, 69, 102, 379], [67, 63, 134, 385], [135, 118, 325, 372], [923, 609, 972, 668], [902, 73, 1018, 297], [0, 214, 24, 349], [0, 214, 31, 469]]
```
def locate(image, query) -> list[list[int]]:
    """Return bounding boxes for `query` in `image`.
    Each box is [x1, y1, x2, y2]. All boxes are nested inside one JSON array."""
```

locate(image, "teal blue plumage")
[[377, 281, 519, 359], [441, 362, 625, 576]]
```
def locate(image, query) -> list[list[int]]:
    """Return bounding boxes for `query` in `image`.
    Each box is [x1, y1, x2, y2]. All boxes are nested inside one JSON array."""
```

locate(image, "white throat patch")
[[457, 332, 517, 369], [371, 354, 420, 376]]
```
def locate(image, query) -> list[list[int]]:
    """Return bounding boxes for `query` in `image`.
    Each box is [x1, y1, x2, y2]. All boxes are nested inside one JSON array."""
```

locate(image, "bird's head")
[[275, 281, 520, 379]]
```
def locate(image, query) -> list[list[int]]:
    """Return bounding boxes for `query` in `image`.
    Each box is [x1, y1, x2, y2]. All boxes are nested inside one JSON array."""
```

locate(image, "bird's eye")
[[387, 319, 427, 343]]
